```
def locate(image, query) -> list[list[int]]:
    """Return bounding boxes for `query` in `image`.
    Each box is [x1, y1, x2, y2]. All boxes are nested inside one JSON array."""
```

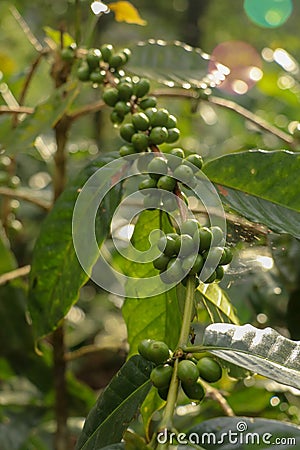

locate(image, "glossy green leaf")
[[127, 40, 228, 89], [121, 210, 181, 355], [197, 282, 239, 324], [75, 355, 154, 450], [184, 417, 300, 449], [203, 323, 300, 390], [216, 185, 300, 238], [1, 85, 77, 155], [28, 153, 122, 339], [203, 150, 300, 213], [123, 430, 152, 449], [141, 387, 165, 442]]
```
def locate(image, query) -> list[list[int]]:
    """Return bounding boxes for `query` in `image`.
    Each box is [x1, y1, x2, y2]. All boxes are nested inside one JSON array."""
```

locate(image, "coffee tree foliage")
[[1, 1, 300, 449]]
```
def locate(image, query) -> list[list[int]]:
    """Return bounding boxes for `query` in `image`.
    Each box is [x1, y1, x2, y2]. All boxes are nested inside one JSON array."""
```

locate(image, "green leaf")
[[184, 417, 300, 449], [197, 282, 239, 324], [123, 430, 152, 449], [0, 223, 17, 274], [1, 85, 77, 155], [121, 210, 181, 355], [203, 323, 300, 390], [44, 26, 75, 47], [127, 40, 229, 89], [141, 387, 165, 442], [28, 153, 122, 339], [203, 150, 300, 213], [0, 283, 52, 392], [216, 185, 300, 238], [75, 355, 154, 450]]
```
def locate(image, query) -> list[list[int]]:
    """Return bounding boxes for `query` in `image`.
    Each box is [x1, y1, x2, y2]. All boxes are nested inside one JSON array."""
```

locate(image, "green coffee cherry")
[[182, 254, 204, 275], [131, 133, 149, 151], [215, 265, 224, 281], [122, 48, 132, 62], [138, 339, 153, 360], [109, 52, 126, 68], [133, 78, 151, 98], [184, 154, 203, 171], [174, 234, 196, 257], [114, 101, 131, 116], [103, 87, 120, 107], [180, 219, 200, 237], [150, 109, 170, 127], [120, 123, 136, 142], [146, 340, 170, 365], [139, 96, 157, 110], [144, 107, 157, 120], [100, 44, 114, 62], [161, 258, 184, 283], [77, 63, 90, 81], [148, 157, 168, 179], [197, 357, 222, 383], [61, 47, 75, 62], [173, 164, 194, 184], [182, 380, 205, 402], [157, 234, 177, 257], [157, 175, 176, 191], [139, 177, 157, 191], [197, 227, 212, 251], [119, 144, 136, 156], [161, 193, 178, 212], [110, 110, 124, 125], [90, 70, 105, 84], [166, 114, 178, 128], [86, 48, 101, 69], [204, 270, 217, 284], [153, 254, 170, 271], [131, 112, 150, 131], [219, 247, 233, 265], [149, 126, 169, 145], [150, 364, 173, 388], [177, 360, 199, 384], [117, 81, 133, 101], [170, 148, 185, 159], [166, 128, 180, 143]]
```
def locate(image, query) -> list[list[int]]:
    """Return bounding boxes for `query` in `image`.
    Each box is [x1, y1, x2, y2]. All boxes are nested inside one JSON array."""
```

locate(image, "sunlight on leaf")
[[108, 1, 147, 26], [44, 27, 75, 47]]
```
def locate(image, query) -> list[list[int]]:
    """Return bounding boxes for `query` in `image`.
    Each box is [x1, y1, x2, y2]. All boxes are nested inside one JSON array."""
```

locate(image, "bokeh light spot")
[[244, 0, 293, 28], [208, 41, 263, 95]]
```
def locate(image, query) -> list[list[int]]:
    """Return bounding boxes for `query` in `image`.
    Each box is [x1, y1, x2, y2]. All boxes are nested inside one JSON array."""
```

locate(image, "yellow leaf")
[[108, 1, 147, 26]]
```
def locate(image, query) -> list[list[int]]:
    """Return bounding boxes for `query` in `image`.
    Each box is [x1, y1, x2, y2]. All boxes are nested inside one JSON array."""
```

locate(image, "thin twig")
[[69, 99, 105, 121], [0, 106, 34, 115], [0, 265, 31, 286], [203, 382, 235, 417], [9, 6, 43, 52], [208, 95, 294, 145], [0, 187, 51, 211], [153, 88, 295, 146], [19, 52, 47, 107]]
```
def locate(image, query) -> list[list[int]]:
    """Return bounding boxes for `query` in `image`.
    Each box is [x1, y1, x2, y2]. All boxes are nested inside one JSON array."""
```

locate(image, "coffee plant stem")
[[156, 276, 197, 448], [156, 359, 180, 450], [178, 275, 197, 347]]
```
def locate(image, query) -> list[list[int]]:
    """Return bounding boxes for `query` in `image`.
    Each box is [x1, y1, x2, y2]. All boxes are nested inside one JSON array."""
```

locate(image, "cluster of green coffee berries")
[[138, 149, 203, 210], [138, 339, 222, 402], [61, 43, 131, 84], [153, 218, 233, 284], [102, 76, 153, 126]]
